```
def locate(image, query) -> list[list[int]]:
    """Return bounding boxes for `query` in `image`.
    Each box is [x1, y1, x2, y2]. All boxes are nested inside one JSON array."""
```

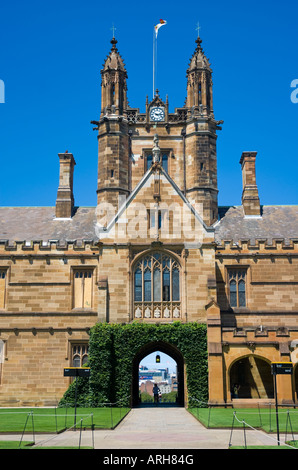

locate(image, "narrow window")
[[228, 270, 247, 308], [148, 209, 165, 231], [0, 270, 7, 309], [158, 210, 162, 230], [73, 270, 93, 309], [111, 83, 115, 106], [0, 340, 4, 384], [153, 267, 161, 301], [172, 267, 180, 302], [144, 269, 151, 302], [162, 154, 168, 173], [163, 269, 170, 301], [146, 154, 153, 171], [134, 268, 142, 302]]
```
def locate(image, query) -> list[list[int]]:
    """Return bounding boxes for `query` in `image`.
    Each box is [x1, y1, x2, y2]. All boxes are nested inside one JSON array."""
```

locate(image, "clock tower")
[[94, 34, 221, 226]]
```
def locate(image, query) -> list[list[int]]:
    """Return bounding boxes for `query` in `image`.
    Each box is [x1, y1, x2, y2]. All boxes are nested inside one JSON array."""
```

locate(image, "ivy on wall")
[[60, 321, 208, 407]]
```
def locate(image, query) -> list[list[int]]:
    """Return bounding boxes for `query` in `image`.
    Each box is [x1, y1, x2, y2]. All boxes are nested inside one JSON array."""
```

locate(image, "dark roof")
[[0, 204, 297, 245], [0, 206, 97, 243], [215, 205, 298, 245]]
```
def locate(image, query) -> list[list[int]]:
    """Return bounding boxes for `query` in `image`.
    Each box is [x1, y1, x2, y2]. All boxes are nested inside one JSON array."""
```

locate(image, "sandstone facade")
[[0, 34, 297, 407]]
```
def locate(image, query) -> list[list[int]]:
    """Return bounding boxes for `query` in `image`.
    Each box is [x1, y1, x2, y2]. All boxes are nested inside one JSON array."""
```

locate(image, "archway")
[[132, 341, 185, 407], [229, 355, 274, 399]]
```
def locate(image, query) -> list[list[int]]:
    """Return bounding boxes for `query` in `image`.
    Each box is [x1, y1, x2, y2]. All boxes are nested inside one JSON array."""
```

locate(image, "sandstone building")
[[0, 34, 297, 407]]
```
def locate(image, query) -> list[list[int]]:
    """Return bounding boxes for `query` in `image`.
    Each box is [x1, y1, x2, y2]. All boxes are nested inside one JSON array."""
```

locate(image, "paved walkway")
[[2, 407, 291, 449]]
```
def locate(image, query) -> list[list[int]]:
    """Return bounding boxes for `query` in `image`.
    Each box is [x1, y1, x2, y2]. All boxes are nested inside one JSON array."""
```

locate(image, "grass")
[[189, 406, 298, 434], [0, 441, 93, 449], [0, 441, 34, 449], [0, 406, 130, 433]]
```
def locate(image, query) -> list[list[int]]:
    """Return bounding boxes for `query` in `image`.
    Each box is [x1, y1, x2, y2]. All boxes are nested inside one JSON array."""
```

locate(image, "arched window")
[[133, 252, 180, 320], [72, 344, 89, 367], [228, 269, 246, 308]]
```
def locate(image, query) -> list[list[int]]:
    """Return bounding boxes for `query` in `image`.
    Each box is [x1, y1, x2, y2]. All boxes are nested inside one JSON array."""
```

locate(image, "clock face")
[[150, 107, 165, 122]]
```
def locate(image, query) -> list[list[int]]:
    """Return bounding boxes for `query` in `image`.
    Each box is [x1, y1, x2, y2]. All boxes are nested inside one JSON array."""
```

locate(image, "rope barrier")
[[33, 413, 95, 449], [232, 411, 297, 449], [189, 396, 298, 449]]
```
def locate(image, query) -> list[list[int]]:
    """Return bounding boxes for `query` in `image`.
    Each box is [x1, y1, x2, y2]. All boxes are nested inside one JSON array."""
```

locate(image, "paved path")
[[4, 407, 290, 449]]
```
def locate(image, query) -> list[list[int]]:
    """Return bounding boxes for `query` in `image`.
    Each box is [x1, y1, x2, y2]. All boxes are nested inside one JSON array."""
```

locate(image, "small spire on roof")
[[110, 24, 118, 50], [195, 22, 202, 49]]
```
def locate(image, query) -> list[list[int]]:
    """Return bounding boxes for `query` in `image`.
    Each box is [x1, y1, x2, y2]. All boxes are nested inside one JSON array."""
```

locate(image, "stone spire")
[[186, 35, 213, 117], [100, 37, 128, 117]]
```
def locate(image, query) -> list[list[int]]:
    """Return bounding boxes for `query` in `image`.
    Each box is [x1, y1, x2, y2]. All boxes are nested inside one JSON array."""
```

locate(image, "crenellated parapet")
[[216, 237, 298, 257]]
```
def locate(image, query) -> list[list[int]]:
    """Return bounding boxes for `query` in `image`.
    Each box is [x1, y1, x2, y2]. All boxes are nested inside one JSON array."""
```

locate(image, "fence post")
[[243, 420, 247, 449], [79, 418, 83, 449], [228, 411, 236, 448], [19, 412, 31, 448], [285, 409, 295, 444], [91, 413, 94, 449], [31, 411, 35, 445], [110, 404, 113, 429], [55, 406, 58, 433], [207, 405, 211, 428], [269, 402, 272, 432], [258, 403, 262, 427]]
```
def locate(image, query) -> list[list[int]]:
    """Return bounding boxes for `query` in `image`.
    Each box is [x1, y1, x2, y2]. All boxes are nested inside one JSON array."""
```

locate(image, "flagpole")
[[153, 28, 155, 98], [153, 20, 166, 98]]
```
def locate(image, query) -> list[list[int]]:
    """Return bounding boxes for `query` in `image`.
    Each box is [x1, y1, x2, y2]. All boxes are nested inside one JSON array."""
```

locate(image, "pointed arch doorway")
[[132, 341, 185, 407]]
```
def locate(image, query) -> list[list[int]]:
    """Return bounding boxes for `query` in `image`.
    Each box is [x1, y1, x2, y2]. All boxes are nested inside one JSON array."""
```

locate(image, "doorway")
[[132, 341, 185, 407]]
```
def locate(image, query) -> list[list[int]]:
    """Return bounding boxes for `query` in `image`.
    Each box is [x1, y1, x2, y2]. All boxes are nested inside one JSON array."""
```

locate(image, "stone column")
[[206, 276, 225, 404]]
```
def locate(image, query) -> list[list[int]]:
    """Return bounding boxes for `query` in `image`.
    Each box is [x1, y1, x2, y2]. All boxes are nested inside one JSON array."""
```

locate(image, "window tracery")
[[133, 252, 180, 320]]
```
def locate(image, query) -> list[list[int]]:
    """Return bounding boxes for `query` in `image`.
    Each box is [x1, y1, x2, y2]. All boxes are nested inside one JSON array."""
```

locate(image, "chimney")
[[55, 151, 76, 218], [240, 152, 261, 217]]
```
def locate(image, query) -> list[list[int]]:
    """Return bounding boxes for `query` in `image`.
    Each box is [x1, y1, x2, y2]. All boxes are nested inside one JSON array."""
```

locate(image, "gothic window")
[[228, 269, 247, 308], [73, 270, 93, 309], [133, 252, 181, 320], [71, 344, 89, 367], [0, 270, 7, 309]]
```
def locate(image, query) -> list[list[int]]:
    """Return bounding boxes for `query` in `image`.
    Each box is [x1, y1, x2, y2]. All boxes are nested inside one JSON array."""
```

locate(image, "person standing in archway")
[[153, 383, 160, 404]]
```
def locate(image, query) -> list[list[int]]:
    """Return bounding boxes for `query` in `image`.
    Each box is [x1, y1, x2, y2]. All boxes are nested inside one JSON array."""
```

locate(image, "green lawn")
[[0, 441, 34, 449], [0, 406, 130, 433], [189, 406, 298, 434]]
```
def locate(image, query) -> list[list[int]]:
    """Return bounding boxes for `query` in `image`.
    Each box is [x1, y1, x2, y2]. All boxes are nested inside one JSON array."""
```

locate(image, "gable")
[[96, 166, 215, 244]]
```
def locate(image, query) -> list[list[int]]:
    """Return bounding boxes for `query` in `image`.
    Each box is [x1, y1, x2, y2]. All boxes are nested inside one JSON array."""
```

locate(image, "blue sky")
[[0, 0, 297, 207], [140, 352, 177, 374]]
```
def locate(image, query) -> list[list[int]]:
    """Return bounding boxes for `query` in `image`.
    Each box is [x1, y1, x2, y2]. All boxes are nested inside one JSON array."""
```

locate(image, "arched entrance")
[[229, 355, 274, 399], [132, 341, 185, 407]]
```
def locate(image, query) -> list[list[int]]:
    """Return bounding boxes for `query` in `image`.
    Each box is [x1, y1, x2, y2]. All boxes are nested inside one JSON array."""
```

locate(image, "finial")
[[110, 24, 118, 49], [111, 23, 116, 38], [195, 22, 202, 48], [111, 37, 118, 50]]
